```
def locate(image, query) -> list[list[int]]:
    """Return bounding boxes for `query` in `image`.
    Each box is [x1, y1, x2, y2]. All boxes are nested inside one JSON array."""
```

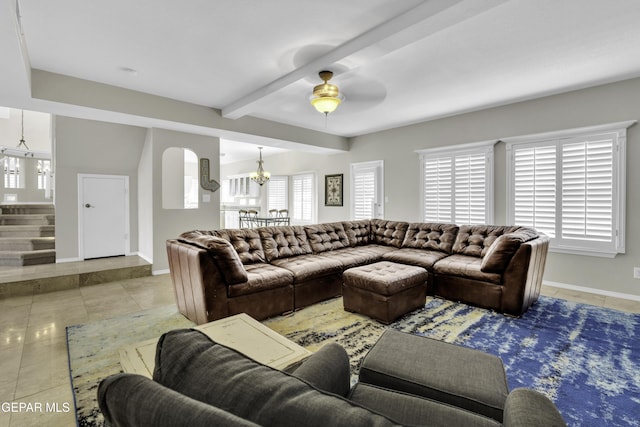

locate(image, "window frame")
[[417, 140, 496, 225], [503, 120, 635, 258]]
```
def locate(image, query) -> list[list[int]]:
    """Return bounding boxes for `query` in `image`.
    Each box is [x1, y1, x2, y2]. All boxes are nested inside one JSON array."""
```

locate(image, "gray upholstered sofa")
[[98, 329, 566, 427], [166, 219, 549, 325]]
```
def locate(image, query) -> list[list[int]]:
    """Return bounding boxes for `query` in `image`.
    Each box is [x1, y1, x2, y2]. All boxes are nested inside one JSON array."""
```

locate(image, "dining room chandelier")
[[250, 147, 271, 186]]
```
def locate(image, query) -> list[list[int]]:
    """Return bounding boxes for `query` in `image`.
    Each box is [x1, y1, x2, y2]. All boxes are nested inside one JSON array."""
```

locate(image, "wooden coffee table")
[[119, 313, 312, 378]]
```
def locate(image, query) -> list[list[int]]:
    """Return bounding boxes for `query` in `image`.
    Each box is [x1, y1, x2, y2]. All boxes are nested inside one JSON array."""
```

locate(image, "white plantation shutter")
[[353, 169, 375, 219], [505, 121, 632, 257], [267, 176, 288, 211], [292, 173, 314, 224], [454, 154, 486, 224], [423, 157, 452, 222], [351, 161, 384, 220], [419, 140, 495, 224], [513, 145, 557, 237], [561, 138, 613, 242]]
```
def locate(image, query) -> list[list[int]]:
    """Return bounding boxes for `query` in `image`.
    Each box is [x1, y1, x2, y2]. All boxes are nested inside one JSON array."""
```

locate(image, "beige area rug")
[[263, 296, 486, 382]]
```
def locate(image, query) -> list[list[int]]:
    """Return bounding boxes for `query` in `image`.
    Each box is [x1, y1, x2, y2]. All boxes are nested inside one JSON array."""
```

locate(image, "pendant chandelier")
[[250, 147, 270, 186], [310, 71, 342, 115], [17, 110, 30, 150]]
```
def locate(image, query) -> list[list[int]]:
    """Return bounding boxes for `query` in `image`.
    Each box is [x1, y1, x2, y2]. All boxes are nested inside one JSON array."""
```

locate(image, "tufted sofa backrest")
[[304, 222, 351, 253], [452, 225, 527, 258], [370, 219, 409, 248], [208, 229, 266, 264], [258, 226, 312, 262], [401, 223, 459, 254], [342, 220, 371, 246]]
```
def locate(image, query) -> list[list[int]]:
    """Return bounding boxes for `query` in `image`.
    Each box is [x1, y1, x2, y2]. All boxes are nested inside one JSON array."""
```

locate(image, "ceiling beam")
[[221, 0, 509, 120]]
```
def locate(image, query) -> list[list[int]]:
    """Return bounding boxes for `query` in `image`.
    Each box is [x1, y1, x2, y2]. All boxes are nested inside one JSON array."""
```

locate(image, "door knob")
[[85, 203, 93, 208]]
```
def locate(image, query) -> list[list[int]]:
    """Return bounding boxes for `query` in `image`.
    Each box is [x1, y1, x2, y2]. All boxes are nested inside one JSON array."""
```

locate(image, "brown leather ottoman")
[[342, 261, 428, 324]]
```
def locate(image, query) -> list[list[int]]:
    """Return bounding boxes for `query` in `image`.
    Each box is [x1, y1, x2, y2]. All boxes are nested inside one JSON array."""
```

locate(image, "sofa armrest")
[[98, 373, 260, 427], [166, 239, 230, 324], [178, 235, 248, 284], [500, 235, 549, 316], [288, 342, 351, 397], [503, 388, 566, 427]]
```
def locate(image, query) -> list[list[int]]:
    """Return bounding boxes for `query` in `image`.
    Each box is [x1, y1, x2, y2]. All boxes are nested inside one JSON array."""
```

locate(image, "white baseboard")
[[543, 280, 640, 302], [152, 269, 170, 276], [56, 257, 82, 263]]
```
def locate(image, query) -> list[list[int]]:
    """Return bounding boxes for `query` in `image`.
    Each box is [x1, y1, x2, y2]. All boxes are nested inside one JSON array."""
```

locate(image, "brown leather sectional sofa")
[[166, 219, 549, 325]]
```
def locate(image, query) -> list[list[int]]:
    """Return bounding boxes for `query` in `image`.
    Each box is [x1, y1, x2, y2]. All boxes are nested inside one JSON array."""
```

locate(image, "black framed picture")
[[325, 174, 343, 206]]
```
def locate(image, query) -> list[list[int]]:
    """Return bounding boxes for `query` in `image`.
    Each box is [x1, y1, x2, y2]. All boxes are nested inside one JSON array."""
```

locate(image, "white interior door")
[[79, 174, 129, 259]]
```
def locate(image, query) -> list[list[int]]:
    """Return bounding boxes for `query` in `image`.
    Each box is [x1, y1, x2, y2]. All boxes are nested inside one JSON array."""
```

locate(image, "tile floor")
[[0, 263, 638, 427]]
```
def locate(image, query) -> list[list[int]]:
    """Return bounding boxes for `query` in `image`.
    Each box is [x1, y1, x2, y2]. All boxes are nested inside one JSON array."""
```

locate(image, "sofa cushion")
[[452, 225, 522, 258], [401, 223, 459, 254], [228, 263, 294, 297], [305, 222, 351, 253], [271, 254, 344, 282], [178, 233, 248, 285], [350, 383, 501, 427], [98, 373, 260, 427], [289, 343, 351, 398], [383, 248, 449, 270], [316, 246, 394, 269], [433, 254, 502, 284], [371, 220, 409, 248], [480, 229, 538, 273], [210, 229, 266, 264], [342, 220, 371, 246], [153, 329, 400, 427], [258, 226, 312, 262]]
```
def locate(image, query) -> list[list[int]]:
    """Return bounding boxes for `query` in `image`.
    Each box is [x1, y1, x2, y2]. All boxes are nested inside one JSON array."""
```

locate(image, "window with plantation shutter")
[[267, 175, 288, 211], [418, 140, 495, 225], [351, 161, 384, 220], [291, 173, 315, 224], [505, 120, 634, 257]]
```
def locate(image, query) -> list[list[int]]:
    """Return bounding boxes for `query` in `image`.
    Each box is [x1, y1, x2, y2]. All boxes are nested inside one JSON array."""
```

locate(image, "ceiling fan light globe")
[[311, 96, 341, 114]]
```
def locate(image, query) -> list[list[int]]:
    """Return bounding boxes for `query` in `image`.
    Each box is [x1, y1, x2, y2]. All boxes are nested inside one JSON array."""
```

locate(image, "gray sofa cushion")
[[99, 373, 260, 427], [350, 383, 500, 427], [359, 329, 509, 422], [153, 329, 401, 427], [289, 342, 351, 397], [503, 389, 567, 427]]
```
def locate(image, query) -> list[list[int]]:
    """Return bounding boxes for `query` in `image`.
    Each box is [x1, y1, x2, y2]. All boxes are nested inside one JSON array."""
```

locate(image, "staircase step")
[[0, 203, 55, 215], [0, 214, 55, 226], [0, 249, 56, 266], [0, 237, 55, 251], [0, 225, 55, 238]]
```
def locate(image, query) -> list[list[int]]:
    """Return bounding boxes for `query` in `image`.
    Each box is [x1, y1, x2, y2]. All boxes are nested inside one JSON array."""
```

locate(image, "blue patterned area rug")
[[265, 296, 640, 427]]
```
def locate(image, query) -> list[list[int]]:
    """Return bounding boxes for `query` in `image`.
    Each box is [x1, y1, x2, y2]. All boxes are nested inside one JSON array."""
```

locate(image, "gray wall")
[[141, 128, 220, 273], [54, 116, 146, 260], [223, 77, 640, 299]]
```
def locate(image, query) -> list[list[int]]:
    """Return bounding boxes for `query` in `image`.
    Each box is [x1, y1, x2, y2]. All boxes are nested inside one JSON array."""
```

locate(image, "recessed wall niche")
[[162, 147, 199, 209]]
